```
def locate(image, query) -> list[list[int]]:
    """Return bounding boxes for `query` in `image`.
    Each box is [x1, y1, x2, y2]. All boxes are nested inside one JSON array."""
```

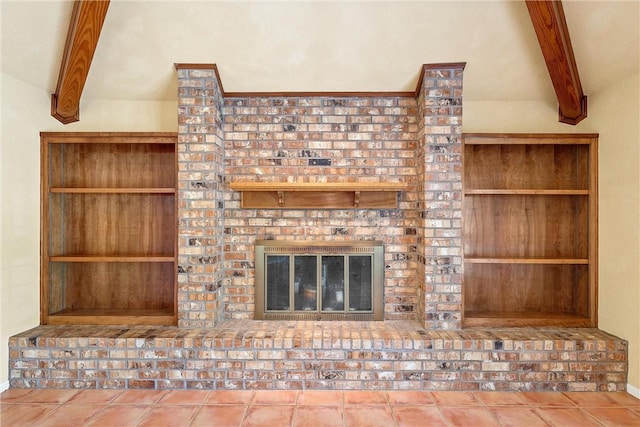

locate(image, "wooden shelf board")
[[464, 258, 589, 265], [463, 133, 598, 145], [464, 189, 588, 195], [50, 256, 175, 263], [464, 311, 592, 328], [50, 187, 176, 194], [48, 308, 175, 326], [230, 182, 407, 192]]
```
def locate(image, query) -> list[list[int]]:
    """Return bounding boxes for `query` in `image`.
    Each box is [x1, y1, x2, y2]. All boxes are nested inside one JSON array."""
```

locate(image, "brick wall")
[[222, 96, 419, 322], [176, 64, 464, 328], [177, 67, 226, 327], [416, 65, 464, 330]]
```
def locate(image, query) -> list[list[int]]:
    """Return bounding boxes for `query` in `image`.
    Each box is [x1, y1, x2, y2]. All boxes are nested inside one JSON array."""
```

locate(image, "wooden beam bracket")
[[526, 0, 587, 125], [51, 1, 110, 124]]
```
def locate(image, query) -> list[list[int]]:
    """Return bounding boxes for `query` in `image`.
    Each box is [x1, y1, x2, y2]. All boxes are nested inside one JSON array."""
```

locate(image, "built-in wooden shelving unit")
[[462, 133, 598, 328], [40, 132, 177, 326], [230, 182, 407, 209]]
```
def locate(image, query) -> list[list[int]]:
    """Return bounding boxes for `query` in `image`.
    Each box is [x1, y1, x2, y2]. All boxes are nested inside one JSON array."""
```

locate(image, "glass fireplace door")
[[255, 241, 384, 320]]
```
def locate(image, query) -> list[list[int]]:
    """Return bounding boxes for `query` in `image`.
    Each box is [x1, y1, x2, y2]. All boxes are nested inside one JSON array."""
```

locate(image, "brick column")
[[416, 64, 465, 330], [176, 64, 226, 327]]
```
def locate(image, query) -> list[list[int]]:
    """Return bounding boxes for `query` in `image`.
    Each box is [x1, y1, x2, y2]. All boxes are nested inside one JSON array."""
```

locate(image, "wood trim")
[[224, 91, 416, 98], [463, 132, 598, 145], [526, 0, 587, 125], [51, 1, 110, 124], [230, 182, 407, 192], [40, 139, 51, 325], [589, 136, 599, 326]]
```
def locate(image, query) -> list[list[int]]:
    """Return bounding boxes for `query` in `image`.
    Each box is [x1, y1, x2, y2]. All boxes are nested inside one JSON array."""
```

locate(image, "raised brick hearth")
[[9, 322, 627, 391], [9, 64, 628, 391]]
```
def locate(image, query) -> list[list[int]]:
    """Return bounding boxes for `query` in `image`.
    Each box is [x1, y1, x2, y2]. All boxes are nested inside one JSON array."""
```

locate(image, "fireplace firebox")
[[254, 240, 384, 320]]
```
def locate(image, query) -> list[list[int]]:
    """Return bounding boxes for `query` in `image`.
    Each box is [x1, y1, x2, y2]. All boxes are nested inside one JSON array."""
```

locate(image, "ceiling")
[[1, 0, 638, 104]]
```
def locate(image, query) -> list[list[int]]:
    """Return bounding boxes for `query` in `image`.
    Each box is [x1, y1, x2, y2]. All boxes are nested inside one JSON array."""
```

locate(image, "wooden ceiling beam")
[[526, 0, 587, 125], [51, 0, 110, 124]]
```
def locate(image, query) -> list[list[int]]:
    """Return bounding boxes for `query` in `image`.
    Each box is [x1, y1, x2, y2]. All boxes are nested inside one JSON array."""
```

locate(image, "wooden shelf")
[[465, 258, 589, 265], [51, 187, 176, 194], [50, 256, 175, 263], [465, 189, 588, 195], [48, 308, 175, 326], [230, 182, 407, 209], [464, 311, 592, 328]]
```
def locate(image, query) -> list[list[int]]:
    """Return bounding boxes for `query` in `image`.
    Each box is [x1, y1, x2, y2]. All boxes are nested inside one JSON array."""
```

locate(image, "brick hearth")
[[9, 322, 627, 391]]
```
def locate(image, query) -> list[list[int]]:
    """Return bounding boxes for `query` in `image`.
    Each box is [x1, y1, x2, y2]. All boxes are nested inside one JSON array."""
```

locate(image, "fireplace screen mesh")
[[255, 240, 383, 320]]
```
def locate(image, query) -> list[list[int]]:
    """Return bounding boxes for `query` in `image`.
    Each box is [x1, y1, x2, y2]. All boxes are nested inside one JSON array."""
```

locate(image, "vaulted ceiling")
[[1, 0, 638, 112]]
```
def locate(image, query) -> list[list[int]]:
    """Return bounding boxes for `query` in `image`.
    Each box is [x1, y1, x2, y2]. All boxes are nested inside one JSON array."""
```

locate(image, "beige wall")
[[465, 72, 640, 391], [0, 72, 177, 386], [588, 73, 640, 391], [1, 71, 638, 391]]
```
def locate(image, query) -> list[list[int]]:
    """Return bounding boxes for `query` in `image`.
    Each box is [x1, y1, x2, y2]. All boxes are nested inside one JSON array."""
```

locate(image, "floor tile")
[[473, 391, 527, 406], [439, 407, 500, 426], [19, 389, 79, 404], [32, 403, 104, 427], [242, 405, 295, 427], [488, 407, 550, 426], [158, 390, 209, 405], [520, 391, 577, 407], [294, 405, 344, 427], [190, 404, 247, 427], [0, 388, 33, 403], [66, 389, 122, 405], [252, 390, 298, 405], [343, 391, 388, 405], [607, 392, 640, 408], [112, 389, 168, 405], [535, 407, 602, 426], [137, 405, 199, 427], [431, 391, 481, 406], [206, 390, 255, 405], [583, 406, 640, 426], [563, 391, 623, 407], [0, 404, 57, 426], [344, 405, 395, 427], [386, 390, 434, 405], [391, 405, 448, 427], [85, 404, 150, 426], [297, 390, 343, 406]]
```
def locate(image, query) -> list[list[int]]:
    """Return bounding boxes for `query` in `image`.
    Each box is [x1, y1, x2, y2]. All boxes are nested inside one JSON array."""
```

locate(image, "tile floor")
[[0, 389, 638, 426]]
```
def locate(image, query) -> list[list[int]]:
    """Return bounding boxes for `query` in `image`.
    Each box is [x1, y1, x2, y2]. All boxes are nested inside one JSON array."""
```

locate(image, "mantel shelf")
[[230, 182, 407, 209]]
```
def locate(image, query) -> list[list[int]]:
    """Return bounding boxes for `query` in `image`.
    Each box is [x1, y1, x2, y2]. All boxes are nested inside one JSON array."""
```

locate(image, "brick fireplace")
[[177, 63, 463, 330], [8, 63, 628, 391]]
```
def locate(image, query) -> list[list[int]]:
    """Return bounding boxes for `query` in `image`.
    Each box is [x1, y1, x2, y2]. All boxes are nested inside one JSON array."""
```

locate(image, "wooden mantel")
[[230, 182, 407, 209]]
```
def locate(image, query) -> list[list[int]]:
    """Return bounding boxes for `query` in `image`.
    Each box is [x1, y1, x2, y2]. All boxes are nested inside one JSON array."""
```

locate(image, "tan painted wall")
[[0, 72, 177, 385], [587, 73, 640, 391]]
